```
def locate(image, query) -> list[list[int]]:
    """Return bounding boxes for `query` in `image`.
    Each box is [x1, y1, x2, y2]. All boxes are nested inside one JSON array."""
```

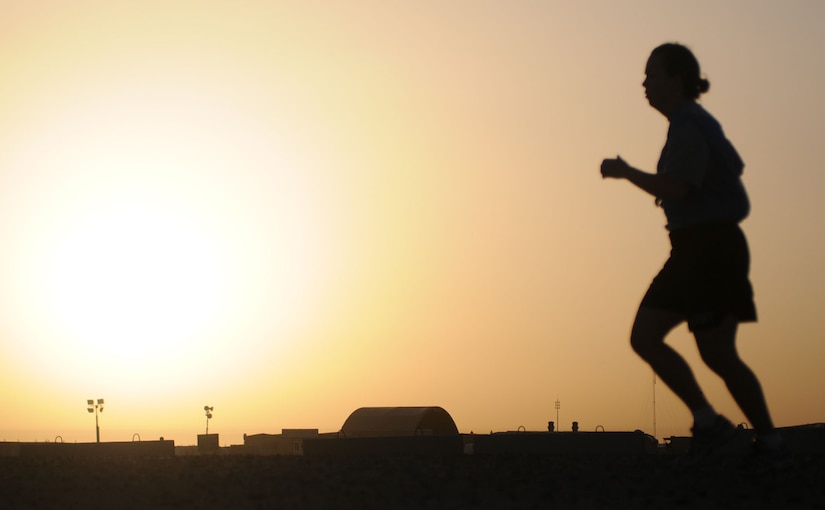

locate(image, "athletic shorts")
[[640, 222, 757, 332]]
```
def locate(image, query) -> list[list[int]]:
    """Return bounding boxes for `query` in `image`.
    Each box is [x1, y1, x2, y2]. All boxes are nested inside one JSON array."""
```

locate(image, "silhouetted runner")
[[600, 43, 791, 471]]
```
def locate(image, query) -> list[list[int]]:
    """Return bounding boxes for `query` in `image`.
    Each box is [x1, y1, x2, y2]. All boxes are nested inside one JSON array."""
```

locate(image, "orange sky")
[[1, 1, 824, 445]]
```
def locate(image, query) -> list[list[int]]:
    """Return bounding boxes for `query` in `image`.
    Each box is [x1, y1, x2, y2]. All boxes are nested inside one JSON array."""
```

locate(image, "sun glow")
[[10, 177, 234, 395], [45, 196, 225, 364], [2, 56, 335, 397]]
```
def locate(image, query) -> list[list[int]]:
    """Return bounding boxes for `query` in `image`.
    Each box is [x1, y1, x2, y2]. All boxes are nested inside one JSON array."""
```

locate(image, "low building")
[[243, 429, 320, 455]]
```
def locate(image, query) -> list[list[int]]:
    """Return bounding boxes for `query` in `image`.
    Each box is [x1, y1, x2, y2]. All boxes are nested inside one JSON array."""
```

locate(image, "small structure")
[[197, 434, 219, 453], [244, 429, 320, 455], [340, 406, 459, 437]]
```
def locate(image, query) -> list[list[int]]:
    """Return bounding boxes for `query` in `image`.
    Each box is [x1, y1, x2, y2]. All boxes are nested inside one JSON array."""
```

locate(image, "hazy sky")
[[2, 1, 824, 445]]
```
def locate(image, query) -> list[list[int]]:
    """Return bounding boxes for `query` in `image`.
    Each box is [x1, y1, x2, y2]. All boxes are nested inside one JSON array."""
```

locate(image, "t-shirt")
[[657, 102, 750, 230]]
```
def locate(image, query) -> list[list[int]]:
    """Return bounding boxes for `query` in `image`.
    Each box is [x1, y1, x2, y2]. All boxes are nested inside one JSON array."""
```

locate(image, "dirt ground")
[[2, 453, 823, 509]]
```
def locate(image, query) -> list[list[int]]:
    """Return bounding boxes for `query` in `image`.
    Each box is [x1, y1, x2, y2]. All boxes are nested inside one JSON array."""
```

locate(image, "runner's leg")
[[630, 306, 711, 412], [694, 316, 775, 433]]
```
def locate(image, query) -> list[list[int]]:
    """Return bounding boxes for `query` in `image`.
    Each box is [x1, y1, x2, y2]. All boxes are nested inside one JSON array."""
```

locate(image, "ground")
[[1, 454, 823, 509]]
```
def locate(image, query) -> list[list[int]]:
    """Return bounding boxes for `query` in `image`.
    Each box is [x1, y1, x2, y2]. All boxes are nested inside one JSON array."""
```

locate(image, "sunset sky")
[[2, 1, 823, 446]]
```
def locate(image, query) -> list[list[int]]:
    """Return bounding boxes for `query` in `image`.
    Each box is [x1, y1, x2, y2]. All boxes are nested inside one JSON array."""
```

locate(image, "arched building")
[[341, 406, 459, 437]]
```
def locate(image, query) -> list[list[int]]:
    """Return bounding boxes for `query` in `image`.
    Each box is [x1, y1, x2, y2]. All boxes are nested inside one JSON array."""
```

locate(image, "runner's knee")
[[695, 317, 740, 375], [630, 329, 663, 359], [630, 308, 682, 360]]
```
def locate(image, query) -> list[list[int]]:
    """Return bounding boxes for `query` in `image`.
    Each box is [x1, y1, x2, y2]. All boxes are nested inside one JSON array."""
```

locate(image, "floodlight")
[[86, 397, 105, 443], [204, 405, 214, 434]]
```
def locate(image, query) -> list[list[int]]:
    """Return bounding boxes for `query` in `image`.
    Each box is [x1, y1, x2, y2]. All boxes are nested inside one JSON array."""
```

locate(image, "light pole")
[[204, 406, 214, 435], [555, 398, 560, 431], [87, 398, 104, 443]]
